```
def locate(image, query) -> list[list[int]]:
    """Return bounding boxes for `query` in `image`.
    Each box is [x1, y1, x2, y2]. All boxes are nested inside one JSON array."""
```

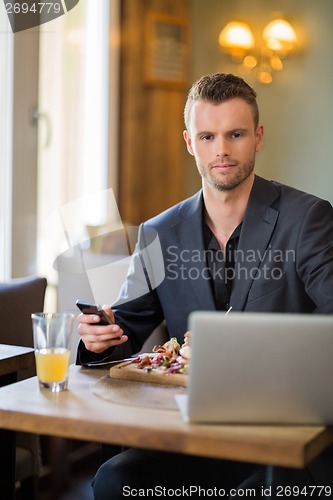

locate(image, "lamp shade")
[[219, 21, 255, 58], [262, 19, 297, 54]]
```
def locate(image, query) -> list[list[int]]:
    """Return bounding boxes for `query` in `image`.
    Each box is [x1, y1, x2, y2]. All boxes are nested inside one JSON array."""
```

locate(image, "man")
[[77, 74, 333, 498]]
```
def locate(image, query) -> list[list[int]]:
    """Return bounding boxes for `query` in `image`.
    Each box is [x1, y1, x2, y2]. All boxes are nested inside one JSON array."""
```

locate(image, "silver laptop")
[[176, 311, 333, 424]]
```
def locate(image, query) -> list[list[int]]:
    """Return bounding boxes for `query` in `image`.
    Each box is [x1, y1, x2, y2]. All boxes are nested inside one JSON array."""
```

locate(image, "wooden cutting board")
[[109, 360, 187, 387]]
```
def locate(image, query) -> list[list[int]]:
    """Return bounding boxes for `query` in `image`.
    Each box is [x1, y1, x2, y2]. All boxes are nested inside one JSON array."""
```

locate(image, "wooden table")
[[0, 344, 35, 384], [0, 364, 332, 498], [0, 344, 35, 498]]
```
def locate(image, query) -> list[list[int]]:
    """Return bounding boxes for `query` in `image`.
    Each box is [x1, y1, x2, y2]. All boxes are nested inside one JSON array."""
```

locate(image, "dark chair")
[[0, 275, 47, 499]]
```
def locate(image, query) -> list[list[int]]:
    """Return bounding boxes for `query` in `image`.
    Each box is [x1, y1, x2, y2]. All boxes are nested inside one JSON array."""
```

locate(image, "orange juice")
[[35, 348, 70, 383]]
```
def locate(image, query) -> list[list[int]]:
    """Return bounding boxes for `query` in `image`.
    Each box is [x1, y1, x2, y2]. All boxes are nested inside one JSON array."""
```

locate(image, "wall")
[[188, 0, 333, 203]]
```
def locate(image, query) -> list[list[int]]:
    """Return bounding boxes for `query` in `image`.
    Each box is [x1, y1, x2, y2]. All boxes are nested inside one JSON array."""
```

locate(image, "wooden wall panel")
[[118, 0, 190, 225]]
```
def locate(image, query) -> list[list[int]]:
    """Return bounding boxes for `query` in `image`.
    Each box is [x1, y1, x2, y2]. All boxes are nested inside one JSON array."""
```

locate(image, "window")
[[0, 7, 13, 279], [37, 0, 120, 290], [0, 1, 120, 284]]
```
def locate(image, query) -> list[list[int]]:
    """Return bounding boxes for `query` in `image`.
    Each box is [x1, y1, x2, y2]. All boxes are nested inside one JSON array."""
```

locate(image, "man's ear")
[[183, 130, 194, 156], [255, 125, 264, 152]]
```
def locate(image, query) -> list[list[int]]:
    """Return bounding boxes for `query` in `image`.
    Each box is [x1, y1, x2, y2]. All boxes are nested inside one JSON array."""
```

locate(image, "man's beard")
[[198, 157, 255, 192]]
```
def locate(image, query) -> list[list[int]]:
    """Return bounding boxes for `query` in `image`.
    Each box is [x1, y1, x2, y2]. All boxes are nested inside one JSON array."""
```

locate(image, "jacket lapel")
[[171, 191, 216, 310], [230, 176, 280, 311]]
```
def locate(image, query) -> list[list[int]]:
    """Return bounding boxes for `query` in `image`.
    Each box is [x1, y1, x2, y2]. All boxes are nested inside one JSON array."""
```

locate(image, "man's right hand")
[[77, 305, 128, 353]]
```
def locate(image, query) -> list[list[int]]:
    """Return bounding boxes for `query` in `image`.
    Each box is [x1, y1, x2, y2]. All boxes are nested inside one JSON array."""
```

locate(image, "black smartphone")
[[76, 300, 114, 325]]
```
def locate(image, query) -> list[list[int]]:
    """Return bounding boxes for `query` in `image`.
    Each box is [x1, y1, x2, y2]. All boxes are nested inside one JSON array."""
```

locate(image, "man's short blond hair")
[[184, 73, 259, 131]]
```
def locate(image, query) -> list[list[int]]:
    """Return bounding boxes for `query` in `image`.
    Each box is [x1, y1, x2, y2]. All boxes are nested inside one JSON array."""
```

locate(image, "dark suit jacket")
[[77, 175, 333, 484], [77, 175, 333, 364]]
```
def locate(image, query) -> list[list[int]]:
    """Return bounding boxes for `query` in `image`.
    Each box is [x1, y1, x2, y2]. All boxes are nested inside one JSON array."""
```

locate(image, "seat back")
[[0, 275, 47, 348]]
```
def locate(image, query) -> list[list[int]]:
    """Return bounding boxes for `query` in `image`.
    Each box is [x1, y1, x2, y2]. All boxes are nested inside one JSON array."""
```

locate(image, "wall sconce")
[[218, 17, 298, 84]]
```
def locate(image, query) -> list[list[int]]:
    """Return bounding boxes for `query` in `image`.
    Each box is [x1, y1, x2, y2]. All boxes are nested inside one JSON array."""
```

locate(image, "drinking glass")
[[31, 312, 74, 392]]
